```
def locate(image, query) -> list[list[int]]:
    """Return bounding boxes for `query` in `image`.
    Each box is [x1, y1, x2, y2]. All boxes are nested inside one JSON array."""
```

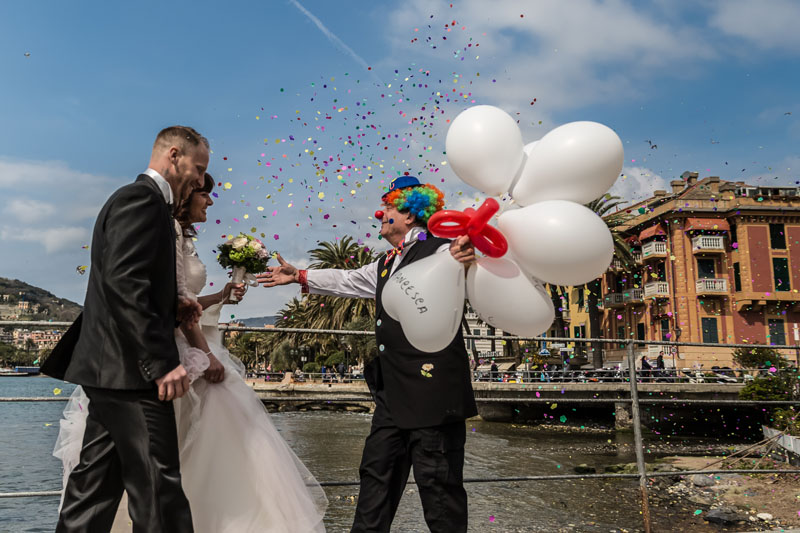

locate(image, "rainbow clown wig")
[[381, 176, 445, 225]]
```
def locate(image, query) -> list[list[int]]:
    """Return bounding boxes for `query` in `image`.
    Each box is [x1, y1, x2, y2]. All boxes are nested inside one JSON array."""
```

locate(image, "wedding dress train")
[[55, 234, 327, 532]]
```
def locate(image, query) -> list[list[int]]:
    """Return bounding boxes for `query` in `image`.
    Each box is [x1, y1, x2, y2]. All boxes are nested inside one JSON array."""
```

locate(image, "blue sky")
[[1, 0, 799, 319]]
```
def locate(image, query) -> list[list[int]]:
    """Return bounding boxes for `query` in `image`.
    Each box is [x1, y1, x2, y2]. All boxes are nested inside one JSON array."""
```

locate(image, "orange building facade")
[[592, 172, 800, 368]]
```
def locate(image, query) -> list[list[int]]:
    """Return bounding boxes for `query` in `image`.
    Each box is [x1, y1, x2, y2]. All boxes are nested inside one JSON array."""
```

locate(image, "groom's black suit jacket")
[[42, 175, 180, 389]]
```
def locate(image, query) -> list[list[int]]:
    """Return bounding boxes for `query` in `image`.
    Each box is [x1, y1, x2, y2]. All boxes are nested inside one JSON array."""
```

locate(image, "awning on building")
[[685, 217, 730, 231], [639, 224, 666, 241]]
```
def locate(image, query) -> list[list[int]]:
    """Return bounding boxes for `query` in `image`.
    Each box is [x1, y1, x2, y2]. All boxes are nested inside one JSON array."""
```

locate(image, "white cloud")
[[4, 199, 56, 224], [0, 157, 121, 256], [709, 0, 800, 52], [384, 0, 715, 115], [1, 226, 89, 253], [609, 166, 669, 204]]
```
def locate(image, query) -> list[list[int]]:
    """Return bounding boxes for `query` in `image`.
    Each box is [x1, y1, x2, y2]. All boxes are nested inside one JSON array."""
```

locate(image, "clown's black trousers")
[[350, 406, 467, 533]]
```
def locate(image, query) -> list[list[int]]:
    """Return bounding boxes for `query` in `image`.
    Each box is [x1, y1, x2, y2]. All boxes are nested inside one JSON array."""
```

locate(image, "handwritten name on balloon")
[[390, 271, 428, 314]]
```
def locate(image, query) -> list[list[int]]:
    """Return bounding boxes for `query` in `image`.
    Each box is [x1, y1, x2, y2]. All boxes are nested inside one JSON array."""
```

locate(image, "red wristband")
[[298, 270, 309, 294]]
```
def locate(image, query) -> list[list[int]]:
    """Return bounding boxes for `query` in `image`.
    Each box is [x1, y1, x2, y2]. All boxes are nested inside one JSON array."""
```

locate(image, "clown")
[[258, 175, 477, 533]]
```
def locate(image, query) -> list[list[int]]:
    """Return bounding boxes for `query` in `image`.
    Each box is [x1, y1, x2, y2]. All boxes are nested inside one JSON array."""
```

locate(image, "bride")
[[54, 173, 328, 532]]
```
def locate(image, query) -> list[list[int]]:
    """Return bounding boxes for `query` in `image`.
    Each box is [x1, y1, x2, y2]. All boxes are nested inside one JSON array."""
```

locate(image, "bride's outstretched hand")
[[203, 353, 225, 383], [257, 253, 298, 287]]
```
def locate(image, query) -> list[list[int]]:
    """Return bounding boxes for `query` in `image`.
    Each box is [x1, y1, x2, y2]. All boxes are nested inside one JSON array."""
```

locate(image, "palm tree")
[[266, 236, 377, 362], [584, 195, 635, 368]]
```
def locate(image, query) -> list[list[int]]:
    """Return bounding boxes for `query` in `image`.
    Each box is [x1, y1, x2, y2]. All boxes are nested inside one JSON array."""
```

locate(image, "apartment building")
[[563, 172, 800, 368]]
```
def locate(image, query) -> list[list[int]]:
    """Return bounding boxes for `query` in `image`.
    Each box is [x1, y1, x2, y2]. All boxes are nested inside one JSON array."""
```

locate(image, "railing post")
[[627, 340, 652, 533]]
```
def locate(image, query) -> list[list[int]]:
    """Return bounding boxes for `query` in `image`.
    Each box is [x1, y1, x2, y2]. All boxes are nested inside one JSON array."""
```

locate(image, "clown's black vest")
[[369, 235, 478, 429]]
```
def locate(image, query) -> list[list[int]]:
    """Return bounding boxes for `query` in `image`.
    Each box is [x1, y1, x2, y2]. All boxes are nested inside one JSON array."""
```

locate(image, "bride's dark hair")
[[176, 172, 215, 237]]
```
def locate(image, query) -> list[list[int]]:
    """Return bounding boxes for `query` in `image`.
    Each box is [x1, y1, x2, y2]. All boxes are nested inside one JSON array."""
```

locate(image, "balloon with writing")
[[381, 252, 465, 352]]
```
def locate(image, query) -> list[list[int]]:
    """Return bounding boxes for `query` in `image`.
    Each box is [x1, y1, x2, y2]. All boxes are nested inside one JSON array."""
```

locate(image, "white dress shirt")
[[143, 168, 174, 205], [306, 227, 449, 299]]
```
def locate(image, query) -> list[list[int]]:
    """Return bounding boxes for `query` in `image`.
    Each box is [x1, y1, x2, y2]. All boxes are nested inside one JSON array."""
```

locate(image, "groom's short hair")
[[153, 126, 209, 153]]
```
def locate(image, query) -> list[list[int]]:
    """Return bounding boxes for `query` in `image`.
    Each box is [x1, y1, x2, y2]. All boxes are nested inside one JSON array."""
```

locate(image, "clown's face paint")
[[379, 203, 410, 246]]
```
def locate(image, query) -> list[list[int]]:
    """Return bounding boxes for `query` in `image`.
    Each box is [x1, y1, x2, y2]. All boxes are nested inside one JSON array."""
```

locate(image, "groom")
[[43, 126, 208, 533], [259, 175, 478, 532]]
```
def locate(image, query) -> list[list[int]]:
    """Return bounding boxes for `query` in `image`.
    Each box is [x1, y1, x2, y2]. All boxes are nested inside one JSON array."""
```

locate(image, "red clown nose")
[[374, 210, 384, 220]]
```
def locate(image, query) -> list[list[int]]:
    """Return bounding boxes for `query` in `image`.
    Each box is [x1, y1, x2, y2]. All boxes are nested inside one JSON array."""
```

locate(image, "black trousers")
[[56, 386, 193, 533], [351, 414, 468, 533]]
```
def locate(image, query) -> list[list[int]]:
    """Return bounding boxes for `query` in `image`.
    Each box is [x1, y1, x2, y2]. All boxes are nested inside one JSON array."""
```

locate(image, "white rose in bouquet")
[[232, 237, 248, 250]]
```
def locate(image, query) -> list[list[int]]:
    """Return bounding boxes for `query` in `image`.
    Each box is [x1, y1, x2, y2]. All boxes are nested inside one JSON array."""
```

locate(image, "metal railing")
[[643, 281, 669, 298], [3, 321, 800, 533], [641, 241, 667, 259], [692, 235, 726, 252], [696, 277, 728, 294]]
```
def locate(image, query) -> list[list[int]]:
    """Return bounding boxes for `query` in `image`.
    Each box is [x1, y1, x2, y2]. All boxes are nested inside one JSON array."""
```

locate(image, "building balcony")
[[644, 281, 670, 299], [561, 309, 571, 321], [610, 257, 623, 271], [604, 292, 624, 308], [692, 235, 725, 253], [632, 250, 643, 264], [641, 241, 667, 260], [696, 278, 728, 295], [622, 288, 644, 304]]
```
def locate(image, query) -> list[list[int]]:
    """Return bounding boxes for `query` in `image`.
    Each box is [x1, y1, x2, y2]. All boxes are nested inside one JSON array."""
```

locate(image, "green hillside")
[[0, 277, 82, 321]]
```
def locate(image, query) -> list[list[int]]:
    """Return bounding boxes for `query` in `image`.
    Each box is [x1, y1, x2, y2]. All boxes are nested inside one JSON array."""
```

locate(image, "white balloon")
[[381, 252, 465, 353], [510, 121, 623, 206], [498, 200, 614, 286], [445, 105, 525, 196], [507, 140, 538, 195], [466, 257, 554, 337]]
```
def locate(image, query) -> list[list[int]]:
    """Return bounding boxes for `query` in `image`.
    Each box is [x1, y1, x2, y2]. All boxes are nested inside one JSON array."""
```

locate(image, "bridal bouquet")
[[217, 234, 270, 301]]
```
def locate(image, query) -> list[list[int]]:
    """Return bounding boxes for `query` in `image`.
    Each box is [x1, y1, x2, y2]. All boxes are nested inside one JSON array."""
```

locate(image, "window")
[[576, 288, 585, 309], [473, 329, 480, 335], [656, 262, 666, 281], [730, 224, 738, 249], [636, 323, 646, 346], [733, 262, 742, 292], [773, 258, 791, 292], [573, 326, 581, 338], [770, 224, 786, 249], [660, 318, 670, 341], [488, 326, 496, 352], [617, 325, 625, 349], [697, 258, 716, 279], [701, 317, 719, 344], [769, 319, 786, 346]]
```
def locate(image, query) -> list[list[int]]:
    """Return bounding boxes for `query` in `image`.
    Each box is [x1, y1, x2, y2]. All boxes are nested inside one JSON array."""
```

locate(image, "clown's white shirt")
[[305, 227, 449, 299]]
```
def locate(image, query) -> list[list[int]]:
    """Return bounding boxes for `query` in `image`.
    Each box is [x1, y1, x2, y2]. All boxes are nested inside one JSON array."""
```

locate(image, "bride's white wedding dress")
[[54, 231, 327, 532]]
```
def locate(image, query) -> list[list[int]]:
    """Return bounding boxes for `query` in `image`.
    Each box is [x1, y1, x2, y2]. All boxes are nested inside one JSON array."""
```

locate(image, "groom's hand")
[[257, 253, 299, 287], [155, 364, 190, 401], [177, 296, 203, 326]]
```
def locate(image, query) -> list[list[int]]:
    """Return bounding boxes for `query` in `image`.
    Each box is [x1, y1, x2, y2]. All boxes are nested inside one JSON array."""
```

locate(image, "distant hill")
[[237, 315, 278, 327], [0, 277, 82, 322]]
